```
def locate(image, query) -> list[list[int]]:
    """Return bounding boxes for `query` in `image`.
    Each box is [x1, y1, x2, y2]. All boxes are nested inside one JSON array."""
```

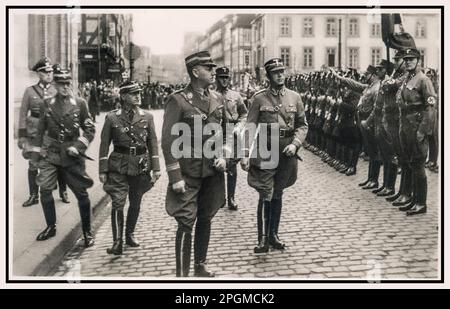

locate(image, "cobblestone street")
[[53, 125, 440, 280]]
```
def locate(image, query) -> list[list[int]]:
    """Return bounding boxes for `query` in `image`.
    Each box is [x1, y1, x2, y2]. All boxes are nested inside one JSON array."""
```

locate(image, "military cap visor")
[[185, 51, 216, 68], [119, 81, 142, 94], [53, 71, 72, 83], [32, 58, 53, 72], [216, 67, 231, 77], [264, 58, 285, 72]]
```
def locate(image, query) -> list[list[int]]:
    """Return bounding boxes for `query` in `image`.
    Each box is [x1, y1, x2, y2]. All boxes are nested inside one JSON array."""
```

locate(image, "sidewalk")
[[11, 112, 107, 276], [11, 109, 165, 277]]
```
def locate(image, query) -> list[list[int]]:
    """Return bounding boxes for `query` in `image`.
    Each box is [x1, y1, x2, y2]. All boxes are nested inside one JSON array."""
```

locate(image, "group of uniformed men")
[[18, 41, 437, 277], [292, 45, 438, 217]]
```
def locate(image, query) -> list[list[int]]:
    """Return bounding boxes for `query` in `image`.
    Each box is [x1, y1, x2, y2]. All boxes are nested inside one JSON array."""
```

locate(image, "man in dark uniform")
[[241, 58, 308, 253], [396, 48, 437, 215], [332, 65, 381, 190], [162, 51, 226, 277], [365, 59, 398, 197], [18, 58, 69, 207], [32, 68, 95, 246], [215, 66, 248, 211], [99, 81, 161, 255]]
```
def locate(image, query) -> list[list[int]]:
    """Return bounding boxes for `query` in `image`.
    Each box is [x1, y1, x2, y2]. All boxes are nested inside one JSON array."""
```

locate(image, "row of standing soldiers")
[[288, 47, 438, 216]]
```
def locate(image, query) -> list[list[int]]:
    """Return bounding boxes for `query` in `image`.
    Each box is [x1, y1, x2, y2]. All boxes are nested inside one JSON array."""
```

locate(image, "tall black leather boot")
[[78, 197, 95, 247], [23, 170, 39, 207], [126, 195, 142, 247], [359, 160, 372, 186], [407, 170, 427, 216], [107, 209, 123, 255], [256, 199, 262, 243], [57, 171, 70, 203], [194, 220, 215, 277], [36, 190, 57, 241], [254, 200, 270, 253], [388, 164, 403, 202], [227, 172, 238, 211], [175, 229, 192, 277], [269, 198, 285, 250], [378, 162, 397, 196], [373, 161, 388, 194]]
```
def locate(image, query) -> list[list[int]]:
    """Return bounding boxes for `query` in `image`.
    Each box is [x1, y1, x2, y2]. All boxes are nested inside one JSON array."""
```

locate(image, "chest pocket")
[[405, 85, 421, 102], [61, 108, 81, 135], [283, 106, 297, 126], [134, 119, 149, 141], [259, 105, 278, 123]]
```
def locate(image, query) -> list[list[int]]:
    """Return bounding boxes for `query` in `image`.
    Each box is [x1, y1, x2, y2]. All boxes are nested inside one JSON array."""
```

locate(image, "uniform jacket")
[[217, 88, 248, 130], [338, 76, 380, 118], [33, 94, 95, 166], [19, 82, 56, 139], [245, 86, 308, 167], [397, 69, 437, 135], [162, 84, 225, 184], [99, 107, 160, 176]]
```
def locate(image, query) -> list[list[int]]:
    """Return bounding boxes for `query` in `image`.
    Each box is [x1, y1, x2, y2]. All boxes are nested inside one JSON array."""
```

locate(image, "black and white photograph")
[[3, 0, 446, 289]]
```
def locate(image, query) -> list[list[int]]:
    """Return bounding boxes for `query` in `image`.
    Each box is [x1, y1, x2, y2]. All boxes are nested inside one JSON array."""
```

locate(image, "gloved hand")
[[99, 173, 107, 184], [18, 137, 27, 150], [282, 144, 297, 157], [151, 170, 161, 184], [66, 146, 79, 157], [172, 180, 186, 194], [240, 158, 249, 171], [214, 158, 227, 172]]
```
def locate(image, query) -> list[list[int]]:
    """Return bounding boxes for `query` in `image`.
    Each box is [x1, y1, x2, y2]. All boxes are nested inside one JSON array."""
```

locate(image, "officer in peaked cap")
[[32, 67, 96, 247], [395, 48, 437, 216], [162, 51, 226, 277], [18, 58, 70, 207], [241, 58, 308, 254], [215, 66, 248, 211], [100, 80, 161, 255]]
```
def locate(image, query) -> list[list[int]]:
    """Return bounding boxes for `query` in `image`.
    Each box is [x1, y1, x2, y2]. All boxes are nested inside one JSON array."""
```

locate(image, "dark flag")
[[381, 14, 402, 46]]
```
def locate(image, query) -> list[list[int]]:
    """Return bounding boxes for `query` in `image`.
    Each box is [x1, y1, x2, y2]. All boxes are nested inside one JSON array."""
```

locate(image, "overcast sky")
[[132, 10, 227, 55]]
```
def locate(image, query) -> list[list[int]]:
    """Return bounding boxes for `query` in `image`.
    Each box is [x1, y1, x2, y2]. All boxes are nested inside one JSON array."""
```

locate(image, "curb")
[[30, 193, 111, 276]]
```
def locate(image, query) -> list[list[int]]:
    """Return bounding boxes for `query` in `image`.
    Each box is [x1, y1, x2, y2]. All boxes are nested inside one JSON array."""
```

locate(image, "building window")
[[280, 47, 291, 67], [349, 18, 359, 37], [348, 47, 359, 69], [244, 50, 250, 66], [371, 48, 382, 66], [303, 47, 313, 68], [326, 48, 336, 67], [416, 20, 426, 38], [280, 17, 291, 37], [418, 48, 426, 67], [326, 18, 337, 37], [303, 17, 314, 37], [371, 24, 381, 37], [243, 29, 251, 43]]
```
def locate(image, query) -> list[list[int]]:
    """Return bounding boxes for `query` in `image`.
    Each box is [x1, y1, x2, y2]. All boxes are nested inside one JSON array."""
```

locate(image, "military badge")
[[427, 96, 436, 106]]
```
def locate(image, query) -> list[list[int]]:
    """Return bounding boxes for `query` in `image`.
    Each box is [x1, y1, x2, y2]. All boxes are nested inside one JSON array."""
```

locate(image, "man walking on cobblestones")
[[32, 67, 95, 247], [162, 51, 227, 277], [241, 58, 308, 254], [215, 66, 248, 211], [99, 80, 161, 255]]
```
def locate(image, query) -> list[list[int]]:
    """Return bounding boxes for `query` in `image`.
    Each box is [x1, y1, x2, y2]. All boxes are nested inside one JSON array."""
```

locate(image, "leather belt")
[[279, 128, 294, 138], [30, 112, 40, 118], [114, 145, 147, 156]]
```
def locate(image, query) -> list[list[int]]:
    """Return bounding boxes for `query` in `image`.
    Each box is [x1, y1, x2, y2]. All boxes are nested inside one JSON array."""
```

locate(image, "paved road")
[[52, 112, 440, 280]]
